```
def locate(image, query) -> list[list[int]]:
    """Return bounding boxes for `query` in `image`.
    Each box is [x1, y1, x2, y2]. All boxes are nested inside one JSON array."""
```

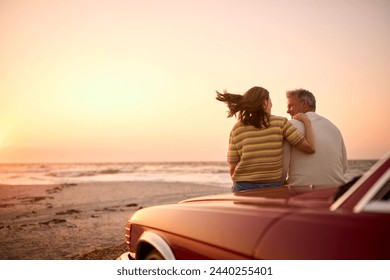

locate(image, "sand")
[[0, 181, 226, 260]]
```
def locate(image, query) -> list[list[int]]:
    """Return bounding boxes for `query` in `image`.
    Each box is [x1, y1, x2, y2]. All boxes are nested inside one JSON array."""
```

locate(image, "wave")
[[0, 160, 377, 186], [47, 168, 121, 178]]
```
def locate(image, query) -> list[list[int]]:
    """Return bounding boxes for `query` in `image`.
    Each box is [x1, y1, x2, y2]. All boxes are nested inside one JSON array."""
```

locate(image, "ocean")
[[0, 160, 378, 187]]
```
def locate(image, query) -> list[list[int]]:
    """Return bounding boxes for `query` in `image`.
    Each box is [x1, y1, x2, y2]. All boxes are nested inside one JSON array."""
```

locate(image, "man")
[[282, 89, 348, 187]]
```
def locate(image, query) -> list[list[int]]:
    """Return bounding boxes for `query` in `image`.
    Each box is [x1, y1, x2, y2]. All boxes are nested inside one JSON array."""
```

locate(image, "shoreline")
[[0, 181, 227, 260]]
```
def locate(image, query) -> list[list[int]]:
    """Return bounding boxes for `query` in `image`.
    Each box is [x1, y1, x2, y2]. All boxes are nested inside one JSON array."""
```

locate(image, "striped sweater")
[[228, 115, 304, 183]]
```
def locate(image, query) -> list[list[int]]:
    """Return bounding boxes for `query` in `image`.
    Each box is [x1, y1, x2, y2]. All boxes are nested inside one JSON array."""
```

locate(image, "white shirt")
[[282, 112, 348, 186]]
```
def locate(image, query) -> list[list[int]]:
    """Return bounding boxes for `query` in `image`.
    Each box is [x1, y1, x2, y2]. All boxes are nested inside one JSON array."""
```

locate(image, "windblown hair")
[[286, 89, 316, 111], [216, 86, 270, 129]]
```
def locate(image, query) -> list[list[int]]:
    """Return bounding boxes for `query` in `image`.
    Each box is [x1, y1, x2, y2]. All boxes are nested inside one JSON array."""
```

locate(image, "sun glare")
[[0, 130, 7, 147]]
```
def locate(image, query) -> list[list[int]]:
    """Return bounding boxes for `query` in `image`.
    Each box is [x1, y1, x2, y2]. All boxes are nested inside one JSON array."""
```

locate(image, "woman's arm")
[[293, 113, 315, 154], [229, 163, 237, 178]]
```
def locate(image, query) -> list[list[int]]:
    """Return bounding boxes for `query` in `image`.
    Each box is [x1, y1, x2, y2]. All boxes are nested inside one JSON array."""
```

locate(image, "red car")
[[118, 152, 390, 260]]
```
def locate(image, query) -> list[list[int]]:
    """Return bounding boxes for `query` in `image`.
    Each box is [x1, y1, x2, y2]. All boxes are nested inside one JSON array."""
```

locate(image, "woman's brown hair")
[[216, 86, 270, 129]]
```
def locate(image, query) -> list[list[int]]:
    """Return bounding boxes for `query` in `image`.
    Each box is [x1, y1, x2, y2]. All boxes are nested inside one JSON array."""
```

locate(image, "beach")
[[0, 181, 226, 260], [0, 159, 376, 260]]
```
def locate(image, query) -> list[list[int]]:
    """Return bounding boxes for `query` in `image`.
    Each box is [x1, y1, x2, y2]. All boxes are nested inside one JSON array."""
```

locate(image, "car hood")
[[180, 185, 339, 209], [130, 185, 339, 258]]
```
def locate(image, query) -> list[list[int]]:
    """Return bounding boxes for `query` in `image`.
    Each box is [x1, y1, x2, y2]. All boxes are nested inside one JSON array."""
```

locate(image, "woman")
[[216, 86, 315, 192]]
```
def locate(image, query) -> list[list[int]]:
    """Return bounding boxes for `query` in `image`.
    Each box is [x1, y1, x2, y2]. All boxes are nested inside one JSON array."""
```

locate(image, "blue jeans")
[[232, 181, 281, 192]]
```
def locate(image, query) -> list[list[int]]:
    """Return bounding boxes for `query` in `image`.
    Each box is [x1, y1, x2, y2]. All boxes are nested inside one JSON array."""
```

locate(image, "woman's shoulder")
[[270, 115, 288, 122], [232, 120, 244, 129], [269, 115, 290, 128]]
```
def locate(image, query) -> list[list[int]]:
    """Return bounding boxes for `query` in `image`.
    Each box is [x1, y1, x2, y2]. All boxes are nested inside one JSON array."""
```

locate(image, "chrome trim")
[[354, 169, 390, 213], [330, 152, 390, 212], [137, 231, 176, 260], [117, 251, 136, 260]]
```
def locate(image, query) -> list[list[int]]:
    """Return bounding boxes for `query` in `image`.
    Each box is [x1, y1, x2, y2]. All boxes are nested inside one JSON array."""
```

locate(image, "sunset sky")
[[1, 0, 389, 163]]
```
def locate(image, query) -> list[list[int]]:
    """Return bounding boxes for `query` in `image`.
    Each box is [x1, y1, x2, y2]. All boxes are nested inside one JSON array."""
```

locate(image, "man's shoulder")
[[288, 118, 305, 133], [308, 112, 332, 123], [309, 112, 342, 131]]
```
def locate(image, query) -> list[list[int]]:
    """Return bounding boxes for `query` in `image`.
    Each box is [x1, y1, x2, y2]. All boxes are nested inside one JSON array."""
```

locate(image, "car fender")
[[136, 231, 176, 260]]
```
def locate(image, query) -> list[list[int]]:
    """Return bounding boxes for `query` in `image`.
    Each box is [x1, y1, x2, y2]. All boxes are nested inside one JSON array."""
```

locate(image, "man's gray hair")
[[287, 89, 316, 111]]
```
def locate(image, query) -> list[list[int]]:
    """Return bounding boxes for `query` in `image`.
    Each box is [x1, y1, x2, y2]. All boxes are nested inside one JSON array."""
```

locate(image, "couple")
[[217, 86, 348, 192]]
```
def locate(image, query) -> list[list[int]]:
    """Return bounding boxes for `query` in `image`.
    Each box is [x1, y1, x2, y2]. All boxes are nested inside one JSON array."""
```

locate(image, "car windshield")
[[371, 178, 390, 201], [362, 176, 390, 213], [333, 176, 361, 202]]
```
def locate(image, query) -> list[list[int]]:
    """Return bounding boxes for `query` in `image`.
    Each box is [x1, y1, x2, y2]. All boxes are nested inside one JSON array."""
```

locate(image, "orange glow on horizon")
[[1, 0, 389, 163]]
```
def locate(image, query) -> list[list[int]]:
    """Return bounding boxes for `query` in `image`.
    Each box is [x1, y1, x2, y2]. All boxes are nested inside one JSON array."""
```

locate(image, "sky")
[[0, 0, 389, 163]]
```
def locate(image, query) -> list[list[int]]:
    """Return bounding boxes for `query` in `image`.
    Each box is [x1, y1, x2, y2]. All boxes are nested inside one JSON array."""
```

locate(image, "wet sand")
[[0, 181, 226, 260]]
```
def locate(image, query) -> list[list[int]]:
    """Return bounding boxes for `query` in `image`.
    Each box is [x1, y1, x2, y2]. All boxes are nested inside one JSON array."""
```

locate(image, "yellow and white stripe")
[[228, 115, 304, 182]]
